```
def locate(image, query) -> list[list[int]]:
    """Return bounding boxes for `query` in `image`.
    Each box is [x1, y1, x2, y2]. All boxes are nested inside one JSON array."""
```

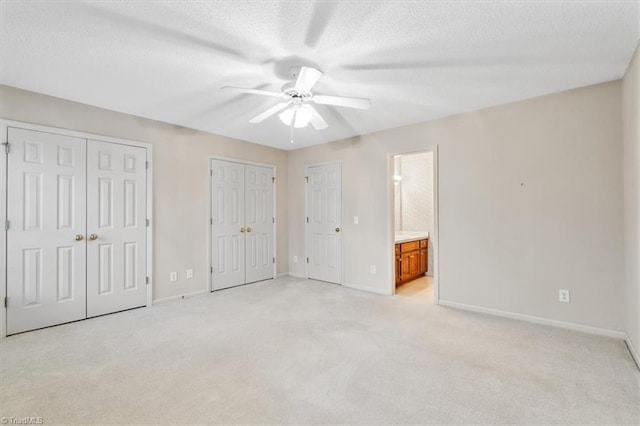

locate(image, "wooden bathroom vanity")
[[395, 236, 428, 286]]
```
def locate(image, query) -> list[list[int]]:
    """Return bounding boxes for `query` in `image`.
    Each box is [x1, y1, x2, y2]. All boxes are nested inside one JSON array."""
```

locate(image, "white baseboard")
[[624, 333, 640, 369], [344, 282, 392, 295], [439, 299, 626, 339], [152, 289, 209, 305], [276, 272, 289, 278], [288, 272, 306, 279]]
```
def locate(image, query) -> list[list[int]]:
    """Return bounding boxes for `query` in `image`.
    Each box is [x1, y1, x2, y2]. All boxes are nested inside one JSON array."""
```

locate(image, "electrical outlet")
[[293, 255, 298, 263], [370, 265, 376, 274], [170, 272, 178, 282], [186, 269, 193, 279], [559, 289, 570, 303], [354, 216, 359, 224]]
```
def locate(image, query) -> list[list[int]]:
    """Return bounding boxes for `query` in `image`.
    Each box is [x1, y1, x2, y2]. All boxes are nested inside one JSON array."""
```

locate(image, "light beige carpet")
[[1, 276, 639, 424]]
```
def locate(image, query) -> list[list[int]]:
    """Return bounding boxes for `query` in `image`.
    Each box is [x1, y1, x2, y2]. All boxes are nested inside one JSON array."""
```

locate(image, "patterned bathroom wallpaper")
[[394, 151, 434, 275]]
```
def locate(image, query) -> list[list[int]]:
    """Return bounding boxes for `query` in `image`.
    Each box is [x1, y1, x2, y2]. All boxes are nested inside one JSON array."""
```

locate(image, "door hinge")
[[4, 297, 7, 308], [306, 217, 309, 223], [305, 176, 309, 183], [145, 161, 149, 170], [3, 143, 9, 154], [272, 217, 275, 224], [145, 218, 149, 227], [272, 177, 275, 183], [210, 170, 213, 177], [211, 218, 213, 225], [145, 276, 150, 285], [306, 257, 309, 264], [273, 257, 275, 264], [4, 220, 9, 231], [210, 266, 213, 274]]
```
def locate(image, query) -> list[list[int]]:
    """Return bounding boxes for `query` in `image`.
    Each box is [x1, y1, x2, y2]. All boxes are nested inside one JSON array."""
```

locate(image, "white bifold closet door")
[[211, 159, 274, 291], [306, 163, 342, 284], [6, 128, 87, 334], [6, 128, 147, 335], [86, 140, 147, 317]]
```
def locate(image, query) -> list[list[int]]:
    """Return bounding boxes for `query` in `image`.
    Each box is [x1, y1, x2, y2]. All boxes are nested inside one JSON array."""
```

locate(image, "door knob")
[[335, 227, 341, 233], [246, 227, 252, 233], [75, 234, 84, 241], [240, 227, 246, 233], [89, 234, 98, 241]]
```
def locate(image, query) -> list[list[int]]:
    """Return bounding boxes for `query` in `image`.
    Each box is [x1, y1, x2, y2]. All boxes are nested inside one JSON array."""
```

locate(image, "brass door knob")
[[240, 228, 246, 233], [335, 227, 341, 232], [75, 234, 84, 241], [89, 234, 98, 241], [246, 227, 252, 233]]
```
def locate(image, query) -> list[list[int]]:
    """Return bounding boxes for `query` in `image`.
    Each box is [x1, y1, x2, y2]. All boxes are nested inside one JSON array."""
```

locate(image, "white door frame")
[[207, 155, 277, 292], [304, 160, 344, 285], [387, 146, 440, 303], [0, 119, 154, 338]]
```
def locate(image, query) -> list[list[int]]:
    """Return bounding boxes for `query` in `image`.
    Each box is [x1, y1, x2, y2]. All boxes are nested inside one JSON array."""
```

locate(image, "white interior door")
[[6, 128, 87, 334], [211, 159, 246, 290], [86, 140, 147, 317], [306, 163, 342, 284], [245, 164, 274, 284]]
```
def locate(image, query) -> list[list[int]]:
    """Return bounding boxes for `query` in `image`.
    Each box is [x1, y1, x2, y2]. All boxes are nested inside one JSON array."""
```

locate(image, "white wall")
[[289, 81, 625, 332], [0, 85, 289, 302], [622, 43, 640, 354]]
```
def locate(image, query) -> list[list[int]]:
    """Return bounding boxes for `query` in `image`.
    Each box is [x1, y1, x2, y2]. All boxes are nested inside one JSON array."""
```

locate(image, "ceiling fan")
[[222, 66, 372, 132]]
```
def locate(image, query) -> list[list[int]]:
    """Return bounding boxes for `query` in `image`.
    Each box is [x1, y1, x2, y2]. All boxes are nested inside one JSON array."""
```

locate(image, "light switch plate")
[[170, 272, 178, 282], [186, 269, 193, 279]]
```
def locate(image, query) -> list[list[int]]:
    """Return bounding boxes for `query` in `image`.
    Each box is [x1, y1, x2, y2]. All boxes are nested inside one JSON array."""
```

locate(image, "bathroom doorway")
[[389, 148, 438, 302]]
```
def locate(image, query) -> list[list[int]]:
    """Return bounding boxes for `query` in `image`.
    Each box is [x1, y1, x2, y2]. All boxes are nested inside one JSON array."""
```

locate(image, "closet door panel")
[[86, 140, 147, 317], [244, 164, 274, 284], [6, 127, 87, 334], [211, 159, 246, 290]]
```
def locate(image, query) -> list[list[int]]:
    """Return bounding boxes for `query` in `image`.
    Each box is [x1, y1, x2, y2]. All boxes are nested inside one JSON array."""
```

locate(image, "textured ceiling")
[[1, 1, 639, 150]]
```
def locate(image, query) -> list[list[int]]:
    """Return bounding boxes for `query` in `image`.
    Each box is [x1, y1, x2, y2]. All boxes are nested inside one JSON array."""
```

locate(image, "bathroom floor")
[[395, 275, 434, 303]]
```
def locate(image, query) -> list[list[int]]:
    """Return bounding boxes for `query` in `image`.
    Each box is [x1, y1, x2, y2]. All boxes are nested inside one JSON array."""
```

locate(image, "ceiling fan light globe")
[[295, 106, 313, 128], [278, 108, 294, 125]]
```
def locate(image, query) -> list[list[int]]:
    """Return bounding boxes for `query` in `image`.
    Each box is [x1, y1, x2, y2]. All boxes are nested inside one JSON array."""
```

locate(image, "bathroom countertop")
[[394, 232, 429, 244]]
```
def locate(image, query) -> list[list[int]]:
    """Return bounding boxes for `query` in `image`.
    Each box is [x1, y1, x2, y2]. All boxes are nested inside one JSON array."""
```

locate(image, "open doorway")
[[391, 150, 437, 302]]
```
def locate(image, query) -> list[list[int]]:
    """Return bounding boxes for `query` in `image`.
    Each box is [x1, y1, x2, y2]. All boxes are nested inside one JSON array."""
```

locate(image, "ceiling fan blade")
[[249, 102, 290, 123], [295, 66, 323, 92], [312, 95, 372, 110], [307, 105, 328, 130], [304, 1, 339, 48], [222, 86, 283, 98]]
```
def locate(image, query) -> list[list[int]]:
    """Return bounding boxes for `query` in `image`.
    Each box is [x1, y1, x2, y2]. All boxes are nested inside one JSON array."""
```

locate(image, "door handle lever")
[[240, 227, 246, 233]]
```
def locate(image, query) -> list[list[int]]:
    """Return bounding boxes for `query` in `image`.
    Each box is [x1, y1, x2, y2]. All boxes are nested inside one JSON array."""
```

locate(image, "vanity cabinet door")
[[408, 252, 420, 277], [420, 248, 428, 274], [395, 244, 401, 284], [401, 252, 412, 282]]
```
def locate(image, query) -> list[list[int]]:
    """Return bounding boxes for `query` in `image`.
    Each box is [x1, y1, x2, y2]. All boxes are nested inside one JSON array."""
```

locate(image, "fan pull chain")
[[290, 111, 295, 144]]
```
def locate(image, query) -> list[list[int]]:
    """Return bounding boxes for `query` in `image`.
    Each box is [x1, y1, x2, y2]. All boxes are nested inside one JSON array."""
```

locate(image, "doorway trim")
[[304, 160, 344, 285], [207, 155, 277, 293], [0, 118, 154, 338], [387, 146, 440, 303]]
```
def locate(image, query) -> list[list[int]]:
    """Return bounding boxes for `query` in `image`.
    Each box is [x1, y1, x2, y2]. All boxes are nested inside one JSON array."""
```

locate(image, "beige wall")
[[289, 81, 625, 332], [0, 85, 289, 302], [623, 43, 640, 352]]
